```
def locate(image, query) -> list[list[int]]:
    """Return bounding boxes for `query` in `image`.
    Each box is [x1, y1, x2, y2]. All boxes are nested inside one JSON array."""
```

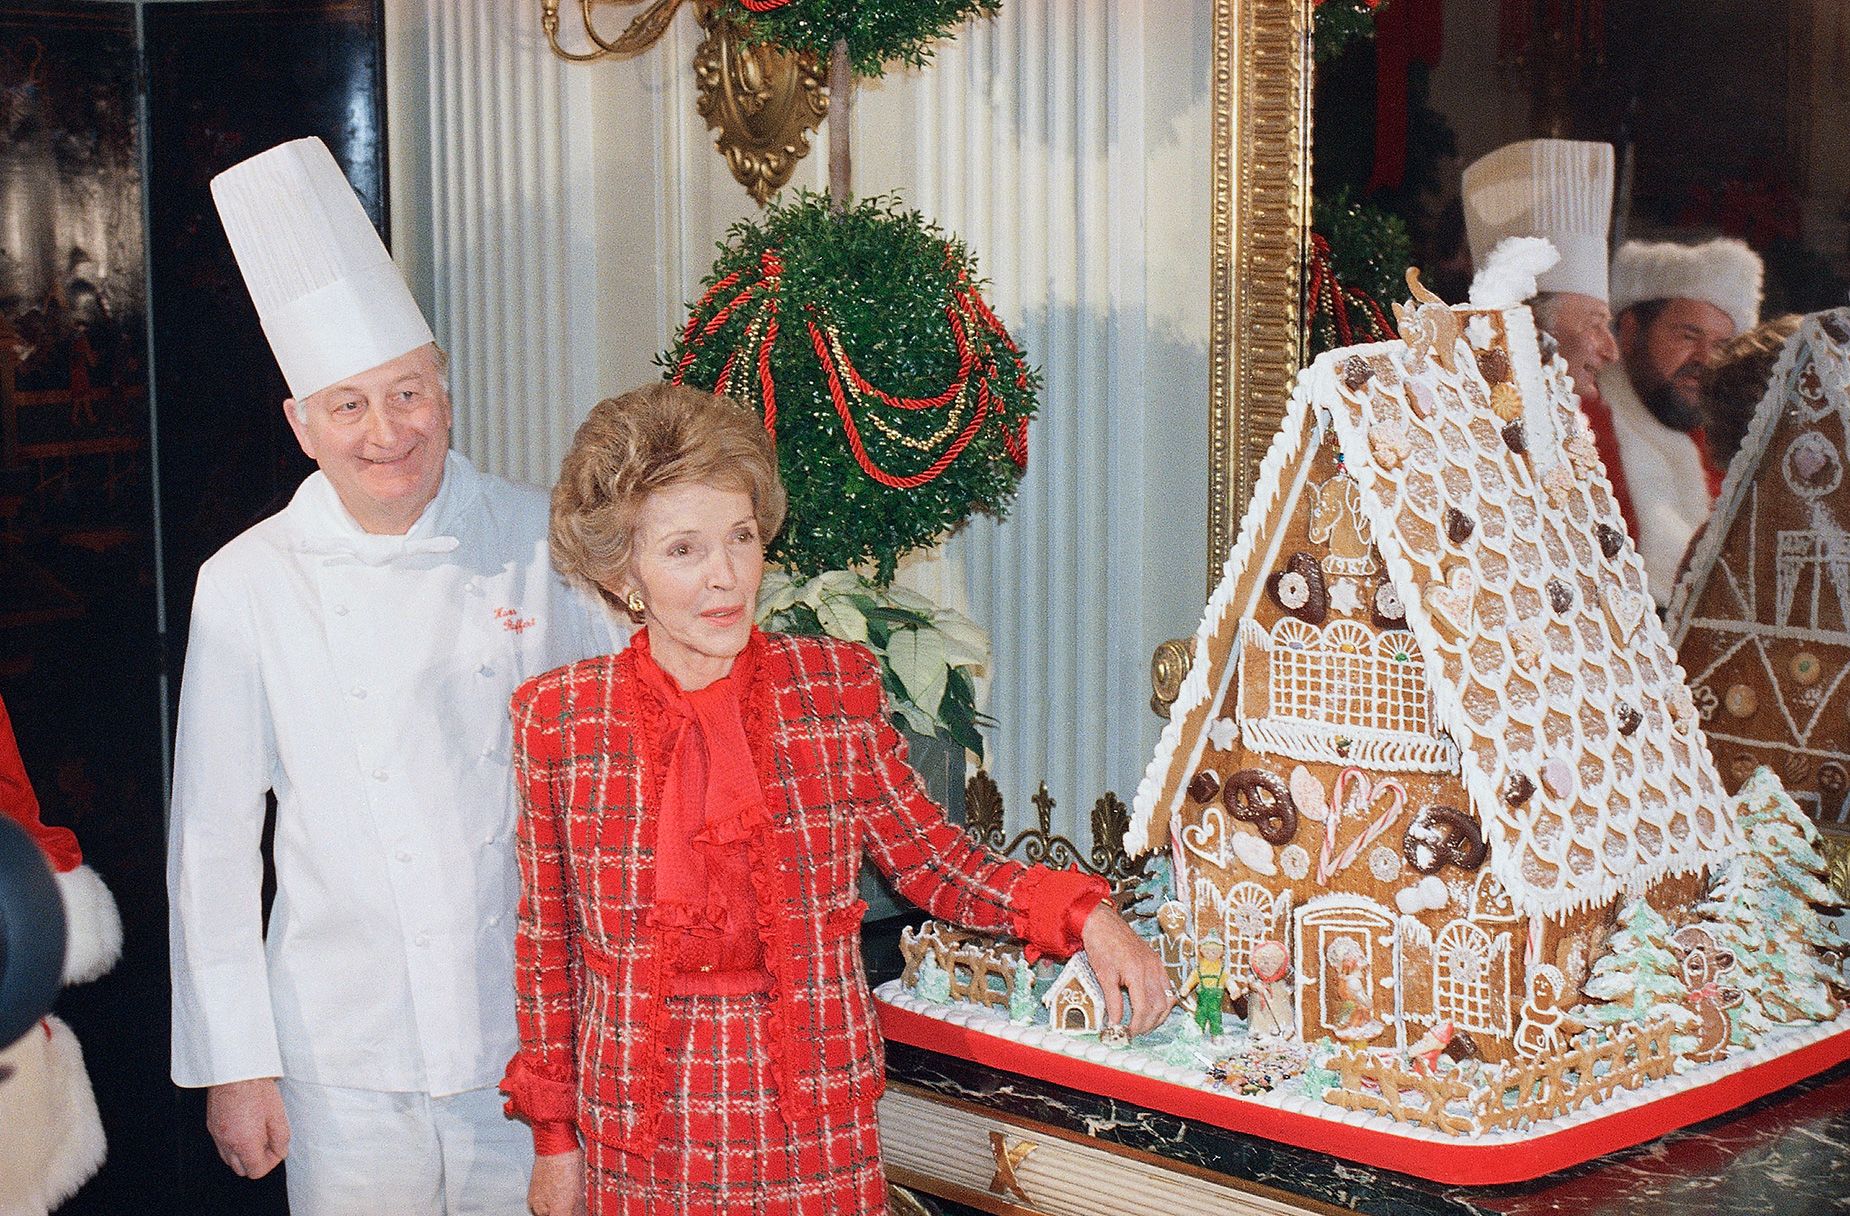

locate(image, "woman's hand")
[[528, 1147, 587, 1216], [1080, 903, 1173, 1038]]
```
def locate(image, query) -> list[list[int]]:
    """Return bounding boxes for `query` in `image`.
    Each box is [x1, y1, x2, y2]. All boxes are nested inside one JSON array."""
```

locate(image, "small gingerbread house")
[[1667, 308, 1850, 828], [1127, 284, 1738, 1064], [1044, 952, 1107, 1035]]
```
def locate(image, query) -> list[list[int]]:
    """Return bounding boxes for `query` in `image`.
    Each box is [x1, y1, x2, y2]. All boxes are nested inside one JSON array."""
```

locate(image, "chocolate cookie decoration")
[[1268, 551, 1329, 625], [1501, 420, 1528, 454], [1477, 347, 1512, 384], [1819, 760, 1848, 806], [1546, 577, 1574, 614], [1187, 770, 1223, 804], [1341, 355, 1374, 390], [1444, 507, 1476, 544], [1616, 702, 1643, 736], [1504, 772, 1535, 804], [1597, 524, 1625, 560], [1372, 581, 1407, 627], [1403, 804, 1488, 874], [1223, 769, 1298, 846]]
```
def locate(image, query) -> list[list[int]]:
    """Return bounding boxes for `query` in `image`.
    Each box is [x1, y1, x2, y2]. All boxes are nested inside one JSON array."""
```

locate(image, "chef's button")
[[372, 768, 388, 782], [478, 664, 495, 678], [350, 686, 367, 700], [396, 850, 413, 863], [333, 604, 350, 616], [479, 744, 496, 760], [486, 914, 502, 928], [415, 932, 431, 948], [482, 832, 498, 846]]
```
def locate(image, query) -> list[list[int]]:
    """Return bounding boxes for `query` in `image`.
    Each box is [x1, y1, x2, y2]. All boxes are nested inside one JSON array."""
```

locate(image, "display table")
[[863, 917, 1850, 1215]]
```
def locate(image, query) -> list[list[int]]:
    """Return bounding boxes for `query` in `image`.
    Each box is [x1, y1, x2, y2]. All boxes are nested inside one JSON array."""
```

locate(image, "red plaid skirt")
[[586, 990, 887, 1216]]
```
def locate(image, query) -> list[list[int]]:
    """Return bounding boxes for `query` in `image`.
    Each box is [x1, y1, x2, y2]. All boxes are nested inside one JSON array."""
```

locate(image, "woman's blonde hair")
[[551, 383, 786, 610]]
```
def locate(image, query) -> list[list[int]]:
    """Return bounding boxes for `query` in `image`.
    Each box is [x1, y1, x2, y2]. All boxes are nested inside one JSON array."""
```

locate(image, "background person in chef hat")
[[1598, 236, 1764, 604], [167, 137, 615, 1216], [0, 691, 122, 1216], [1463, 138, 1619, 410]]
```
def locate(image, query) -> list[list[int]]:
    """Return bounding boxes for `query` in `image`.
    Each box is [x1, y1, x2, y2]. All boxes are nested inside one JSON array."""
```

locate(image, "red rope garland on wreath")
[[1306, 231, 1394, 348], [672, 243, 1030, 489]]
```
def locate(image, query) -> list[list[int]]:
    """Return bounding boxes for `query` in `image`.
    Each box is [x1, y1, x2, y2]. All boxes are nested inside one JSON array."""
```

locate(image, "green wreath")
[[715, 0, 1001, 77], [663, 192, 1040, 585]]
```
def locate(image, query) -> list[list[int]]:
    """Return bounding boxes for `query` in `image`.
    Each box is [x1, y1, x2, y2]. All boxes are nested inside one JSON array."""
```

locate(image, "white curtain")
[[399, 0, 1211, 845]]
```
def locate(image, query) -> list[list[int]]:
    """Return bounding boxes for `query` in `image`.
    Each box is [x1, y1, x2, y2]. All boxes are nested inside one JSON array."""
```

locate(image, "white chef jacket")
[[168, 452, 618, 1096], [1595, 364, 1717, 606]]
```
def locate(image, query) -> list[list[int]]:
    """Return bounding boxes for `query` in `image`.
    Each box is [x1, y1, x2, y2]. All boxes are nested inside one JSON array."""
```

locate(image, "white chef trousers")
[[278, 1080, 533, 1216]]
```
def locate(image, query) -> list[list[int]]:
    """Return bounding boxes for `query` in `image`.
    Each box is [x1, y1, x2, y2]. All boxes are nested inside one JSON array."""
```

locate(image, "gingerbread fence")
[[1476, 1018, 1680, 1132], [1322, 1051, 1479, 1135], [1323, 1017, 1681, 1135], [899, 921, 1025, 1011]]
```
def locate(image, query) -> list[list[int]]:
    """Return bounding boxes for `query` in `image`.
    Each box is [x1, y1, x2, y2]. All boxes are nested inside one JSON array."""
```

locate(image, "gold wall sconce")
[[541, 0, 830, 205]]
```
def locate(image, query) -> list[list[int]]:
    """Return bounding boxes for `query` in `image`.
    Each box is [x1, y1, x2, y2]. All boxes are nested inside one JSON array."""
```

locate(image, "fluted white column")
[[425, 0, 598, 487]]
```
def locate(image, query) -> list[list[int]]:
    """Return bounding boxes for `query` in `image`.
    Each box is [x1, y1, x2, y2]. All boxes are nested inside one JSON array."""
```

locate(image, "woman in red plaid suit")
[[501, 385, 1168, 1216]]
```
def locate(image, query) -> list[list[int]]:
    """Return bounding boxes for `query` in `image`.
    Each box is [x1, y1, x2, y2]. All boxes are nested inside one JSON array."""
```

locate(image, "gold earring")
[[625, 589, 645, 616]]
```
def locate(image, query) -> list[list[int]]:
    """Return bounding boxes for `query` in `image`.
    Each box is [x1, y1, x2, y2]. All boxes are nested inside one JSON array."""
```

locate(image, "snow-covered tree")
[[1722, 769, 1843, 1023], [1691, 858, 1779, 1046], [1008, 959, 1037, 1024], [1574, 898, 1698, 1043]]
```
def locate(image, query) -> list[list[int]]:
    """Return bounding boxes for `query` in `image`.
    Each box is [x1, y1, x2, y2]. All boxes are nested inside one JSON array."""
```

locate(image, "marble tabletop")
[[865, 916, 1850, 1216]]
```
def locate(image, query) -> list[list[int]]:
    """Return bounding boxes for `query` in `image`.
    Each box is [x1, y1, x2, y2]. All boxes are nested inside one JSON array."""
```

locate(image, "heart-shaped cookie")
[[1601, 586, 1647, 643], [1424, 565, 1475, 638]]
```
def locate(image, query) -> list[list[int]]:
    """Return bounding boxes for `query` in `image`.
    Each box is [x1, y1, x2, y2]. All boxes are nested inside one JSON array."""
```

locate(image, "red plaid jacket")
[[500, 631, 1104, 1157]]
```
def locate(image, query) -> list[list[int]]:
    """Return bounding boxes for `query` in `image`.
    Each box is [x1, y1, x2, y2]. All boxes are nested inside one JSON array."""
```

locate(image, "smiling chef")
[[166, 137, 615, 1216]]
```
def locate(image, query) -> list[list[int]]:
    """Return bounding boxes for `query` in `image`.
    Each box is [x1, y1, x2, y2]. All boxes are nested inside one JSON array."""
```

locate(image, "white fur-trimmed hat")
[[1610, 237, 1764, 336], [1463, 139, 1614, 301], [211, 138, 433, 402]]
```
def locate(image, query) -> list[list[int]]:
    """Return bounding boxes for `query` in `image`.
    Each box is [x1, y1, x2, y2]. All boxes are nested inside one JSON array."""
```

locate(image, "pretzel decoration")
[[1403, 804, 1488, 874], [1222, 769, 1298, 846], [1318, 767, 1409, 883]]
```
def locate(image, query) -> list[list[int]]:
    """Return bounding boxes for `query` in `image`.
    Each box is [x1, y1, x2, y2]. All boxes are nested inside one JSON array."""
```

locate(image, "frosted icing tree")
[[1692, 856, 1780, 1046], [1008, 960, 1037, 1024], [916, 952, 952, 1005], [1725, 770, 1843, 1023], [1574, 898, 1698, 1044]]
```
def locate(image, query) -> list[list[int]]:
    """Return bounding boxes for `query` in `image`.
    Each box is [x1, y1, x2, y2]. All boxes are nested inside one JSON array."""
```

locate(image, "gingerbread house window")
[[1192, 878, 1290, 980], [1236, 617, 1456, 771], [1775, 530, 1850, 633], [1433, 919, 1512, 1037]]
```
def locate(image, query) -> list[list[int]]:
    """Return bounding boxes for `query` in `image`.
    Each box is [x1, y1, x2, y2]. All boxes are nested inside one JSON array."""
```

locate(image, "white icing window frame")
[[1432, 919, 1512, 1038], [1192, 878, 1291, 981], [1235, 617, 1459, 772]]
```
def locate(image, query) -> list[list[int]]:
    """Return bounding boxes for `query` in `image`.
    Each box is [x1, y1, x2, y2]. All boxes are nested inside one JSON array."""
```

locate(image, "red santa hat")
[[0, 696, 121, 985], [1611, 237, 1764, 336]]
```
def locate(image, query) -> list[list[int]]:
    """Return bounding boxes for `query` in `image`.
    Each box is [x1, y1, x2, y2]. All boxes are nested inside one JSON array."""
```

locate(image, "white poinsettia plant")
[[756, 568, 992, 759]]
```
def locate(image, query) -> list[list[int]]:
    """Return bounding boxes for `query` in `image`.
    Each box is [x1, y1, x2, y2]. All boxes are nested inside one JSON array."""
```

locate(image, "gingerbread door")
[[1295, 895, 1402, 1050]]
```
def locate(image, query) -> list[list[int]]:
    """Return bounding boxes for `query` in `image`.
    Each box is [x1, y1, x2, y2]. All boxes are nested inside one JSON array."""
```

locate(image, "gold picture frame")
[[1206, 0, 1313, 591]]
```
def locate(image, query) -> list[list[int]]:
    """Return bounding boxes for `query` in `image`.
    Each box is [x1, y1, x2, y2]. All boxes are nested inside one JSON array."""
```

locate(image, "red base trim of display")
[[876, 999, 1850, 1185]]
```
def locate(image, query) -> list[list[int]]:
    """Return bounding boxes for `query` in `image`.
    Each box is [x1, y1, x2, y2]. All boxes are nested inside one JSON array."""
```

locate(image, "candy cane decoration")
[[1319, 768, 1409, 882]]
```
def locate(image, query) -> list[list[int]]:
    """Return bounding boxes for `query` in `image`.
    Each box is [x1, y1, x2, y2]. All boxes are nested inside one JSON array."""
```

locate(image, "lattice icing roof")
[[1129, 302, 1737, 920], [1668, 307, 1850, 630]]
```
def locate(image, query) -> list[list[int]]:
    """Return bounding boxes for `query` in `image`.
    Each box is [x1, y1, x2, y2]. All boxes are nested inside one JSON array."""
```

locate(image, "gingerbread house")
[[1667, 308, 1850, 828], [1126, 283, 1738, 1065]]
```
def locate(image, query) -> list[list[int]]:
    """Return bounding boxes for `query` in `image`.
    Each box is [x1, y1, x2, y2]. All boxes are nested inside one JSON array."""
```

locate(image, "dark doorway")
[[0, 3, 385, 1212]]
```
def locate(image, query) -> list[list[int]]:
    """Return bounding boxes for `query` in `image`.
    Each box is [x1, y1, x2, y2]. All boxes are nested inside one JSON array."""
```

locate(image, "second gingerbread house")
[[1668, 307, 1850, 828]]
